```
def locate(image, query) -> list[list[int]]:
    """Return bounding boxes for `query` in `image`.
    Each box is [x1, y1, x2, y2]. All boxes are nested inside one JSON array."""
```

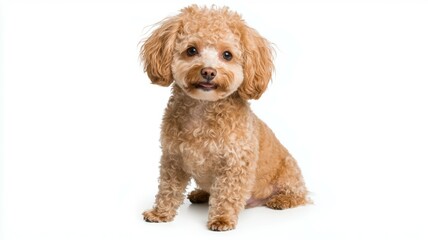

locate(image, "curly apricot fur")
[[141, 5, 309, 231]]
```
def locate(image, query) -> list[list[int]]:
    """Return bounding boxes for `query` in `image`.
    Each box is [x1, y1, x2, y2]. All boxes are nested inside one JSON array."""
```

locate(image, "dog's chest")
[[160, 94, 257, 181], [162, 102, 247, 176], [177, 106, 227, 171]]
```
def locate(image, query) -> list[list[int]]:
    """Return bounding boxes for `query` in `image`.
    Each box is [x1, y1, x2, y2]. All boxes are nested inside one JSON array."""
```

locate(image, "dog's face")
[[141, 5, 273, 101], [171, 31, 244, 101]]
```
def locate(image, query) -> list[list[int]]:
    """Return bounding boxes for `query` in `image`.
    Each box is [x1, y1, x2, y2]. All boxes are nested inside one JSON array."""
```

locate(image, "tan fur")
[[141, 5, 309, 231]]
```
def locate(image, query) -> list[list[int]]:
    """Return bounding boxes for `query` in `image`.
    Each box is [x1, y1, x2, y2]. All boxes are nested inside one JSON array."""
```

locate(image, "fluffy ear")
[[140, 16, 181, 86], [238, 26, 274, 100]]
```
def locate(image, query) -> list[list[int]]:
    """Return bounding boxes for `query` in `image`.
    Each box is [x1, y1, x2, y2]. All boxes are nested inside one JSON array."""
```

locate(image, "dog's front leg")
[[143, 154, 190, 222], [207, 154, 256, 231]]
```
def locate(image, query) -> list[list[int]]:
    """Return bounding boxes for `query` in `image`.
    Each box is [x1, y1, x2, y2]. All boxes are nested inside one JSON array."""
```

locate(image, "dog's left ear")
[[140, 16, 181, 87], [238, 26, 274, 100]]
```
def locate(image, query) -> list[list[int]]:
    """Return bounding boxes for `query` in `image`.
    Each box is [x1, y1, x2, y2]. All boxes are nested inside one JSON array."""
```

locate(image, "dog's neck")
[[163, 84, 253, 138], [170, 84, 248, 110], [168, 84, 250, 118]]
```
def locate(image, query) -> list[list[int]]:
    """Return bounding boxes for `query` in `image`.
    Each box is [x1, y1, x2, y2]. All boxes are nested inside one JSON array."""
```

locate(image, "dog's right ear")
[[140, 16, 181, 86]]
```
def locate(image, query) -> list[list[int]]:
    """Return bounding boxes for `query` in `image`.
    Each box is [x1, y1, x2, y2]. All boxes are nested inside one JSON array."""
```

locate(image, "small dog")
[[140, 5, 309, 231]]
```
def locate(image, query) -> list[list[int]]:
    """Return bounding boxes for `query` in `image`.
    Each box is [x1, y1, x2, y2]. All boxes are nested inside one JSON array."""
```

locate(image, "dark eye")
[[222, 51, 233, 61], [186, 47, 198, 57]]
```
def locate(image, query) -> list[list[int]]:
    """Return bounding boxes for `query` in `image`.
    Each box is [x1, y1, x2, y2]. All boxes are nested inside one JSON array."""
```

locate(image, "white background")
[[1, 0, 428, 239]]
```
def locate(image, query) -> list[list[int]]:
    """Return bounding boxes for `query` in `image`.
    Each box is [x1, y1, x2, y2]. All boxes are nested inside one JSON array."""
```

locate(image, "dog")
[[140, 5, 309, 231]]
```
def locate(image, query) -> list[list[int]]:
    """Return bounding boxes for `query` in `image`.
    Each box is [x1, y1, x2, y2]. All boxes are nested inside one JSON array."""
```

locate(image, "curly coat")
[[141, 5, 309, 231]]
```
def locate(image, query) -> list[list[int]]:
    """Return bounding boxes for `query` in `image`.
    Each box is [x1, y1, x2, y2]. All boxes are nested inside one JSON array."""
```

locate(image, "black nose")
[[200, 67, 217, 81]]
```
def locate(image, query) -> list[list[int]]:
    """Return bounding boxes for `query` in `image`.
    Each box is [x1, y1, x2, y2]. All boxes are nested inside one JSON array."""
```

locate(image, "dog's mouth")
[[193, 82, 218, 91]]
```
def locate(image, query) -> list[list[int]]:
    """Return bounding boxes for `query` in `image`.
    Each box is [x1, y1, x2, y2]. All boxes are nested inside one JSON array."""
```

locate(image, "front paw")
[[207, 216, 237, 231], [143, 209, 175, 223]]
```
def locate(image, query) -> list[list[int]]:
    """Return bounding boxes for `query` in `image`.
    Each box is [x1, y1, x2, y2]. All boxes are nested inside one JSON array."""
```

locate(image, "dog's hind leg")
[[265, 154, 309, 210], [265, 188, 308, 210]]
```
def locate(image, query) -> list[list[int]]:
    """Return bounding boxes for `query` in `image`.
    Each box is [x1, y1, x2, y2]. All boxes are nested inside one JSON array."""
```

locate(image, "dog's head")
[[140, 5, 273, 101]]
